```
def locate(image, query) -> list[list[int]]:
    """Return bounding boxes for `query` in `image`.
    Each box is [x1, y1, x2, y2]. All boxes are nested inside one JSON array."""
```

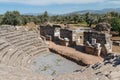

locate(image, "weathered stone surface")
[[0, 26, 51, 79], [0, 26, 119, 80], [84, 23, 112, 56], [40, 25, 80, 46], [54, 54, 120, 80], [0, 64, 53, 80], [94, 22, 111, 32], [0, 27, 49, 66]]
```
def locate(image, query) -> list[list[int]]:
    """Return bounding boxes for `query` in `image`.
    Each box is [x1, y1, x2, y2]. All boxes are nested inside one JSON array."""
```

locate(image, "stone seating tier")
[[0, 29, 48, 67]]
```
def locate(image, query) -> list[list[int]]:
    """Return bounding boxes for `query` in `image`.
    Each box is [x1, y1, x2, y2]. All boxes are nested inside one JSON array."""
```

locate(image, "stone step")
[[14, 40, 32, 47], [0, 31, 29, 40], [13, 56, 22, 66], [0, 42, 5, 45], [0, 42, 9, 51], [23, 47, 37, 55], [0, 29, 8, 33], [0, 45, 11, 62], [0, 39, 6, 44], [21, 54, 31, 67], [32, 48, 48, 56], [18, 41, 42, 49], [14, 38, 38, 47], [17, 42, 35, 50], [5, 33, 23, 39], [7, 33, 37, 42], [2, 46, 18, 64], [8, 50, 23, 66], [14, 52, 25, 66], [0, 30, 13, 35], [0, 29, 48, 68], [9, 36, 36, 45], [7, 35, 24, 41], [19, 42, 45, 52], [11, 39, 24, 45], [17, 42, 43, 50], [1, 48, 18, 65], [0, 31, 22, 37], [22, 46, 33, 52], [25, 46, 47, 55]]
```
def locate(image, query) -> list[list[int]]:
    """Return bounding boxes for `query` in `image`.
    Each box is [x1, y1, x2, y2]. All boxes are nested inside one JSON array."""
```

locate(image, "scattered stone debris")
[[56, 53, 120, 80], [94, 22, 111, 32], [0, 25, 119, 80]]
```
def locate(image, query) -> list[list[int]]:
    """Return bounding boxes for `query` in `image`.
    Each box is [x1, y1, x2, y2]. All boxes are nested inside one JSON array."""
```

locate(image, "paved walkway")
[[48, 41, 103, 65]]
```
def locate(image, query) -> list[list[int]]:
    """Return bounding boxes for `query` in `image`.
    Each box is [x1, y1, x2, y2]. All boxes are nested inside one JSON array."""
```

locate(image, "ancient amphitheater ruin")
[[0, 25, 120, 80], [0, 26, 51, 80]]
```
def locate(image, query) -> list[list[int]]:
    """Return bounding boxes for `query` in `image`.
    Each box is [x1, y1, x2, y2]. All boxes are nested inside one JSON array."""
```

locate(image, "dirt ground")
[[47, 41, 103, 65], [112, 45, 120, 53], [111, 37, 120, 41]]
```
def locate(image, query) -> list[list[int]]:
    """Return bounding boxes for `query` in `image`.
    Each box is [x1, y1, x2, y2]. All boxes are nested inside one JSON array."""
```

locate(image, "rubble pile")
[[55, 54, 120, 80]]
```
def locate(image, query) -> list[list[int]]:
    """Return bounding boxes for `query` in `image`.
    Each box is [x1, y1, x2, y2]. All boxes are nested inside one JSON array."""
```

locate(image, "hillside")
[[23, 8, 120, 16], [69, 8, 120, 14]]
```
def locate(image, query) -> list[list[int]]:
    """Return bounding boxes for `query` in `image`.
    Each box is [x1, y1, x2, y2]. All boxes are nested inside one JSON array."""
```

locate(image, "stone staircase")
[[0, 28, 49, 67], [0, 26, 119, 80], [0, 27, 52, 80]]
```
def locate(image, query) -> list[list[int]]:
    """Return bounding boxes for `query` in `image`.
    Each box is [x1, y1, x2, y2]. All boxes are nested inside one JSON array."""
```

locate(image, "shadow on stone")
[[49, 49, 88, 66]]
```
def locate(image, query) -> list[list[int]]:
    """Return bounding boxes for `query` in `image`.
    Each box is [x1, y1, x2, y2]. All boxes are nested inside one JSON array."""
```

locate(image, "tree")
[[72, 14, 81, 23], [0, 15, 3, 25], [43, 11, 49, 23], [1, 11, 22, 26], [110, 18, 120, 36], [37, 11, 49, 24], [85, 12, 96, 27]]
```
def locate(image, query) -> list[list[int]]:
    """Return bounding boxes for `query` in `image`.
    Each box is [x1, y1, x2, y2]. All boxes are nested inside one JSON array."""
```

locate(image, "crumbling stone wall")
[[60, 29, 78, 46], [94, 22, 111, 32], [84, 31, 112, 56], [40, 25, 78, 46], [40, 25, 55, 39], [60, 29, 72, 40], [40, 25, 61, 41], [84, 32, 108, 44]]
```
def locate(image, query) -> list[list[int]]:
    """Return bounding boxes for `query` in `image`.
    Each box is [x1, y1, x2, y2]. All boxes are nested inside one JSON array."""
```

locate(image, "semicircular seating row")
[[0, 28, 49, 67]]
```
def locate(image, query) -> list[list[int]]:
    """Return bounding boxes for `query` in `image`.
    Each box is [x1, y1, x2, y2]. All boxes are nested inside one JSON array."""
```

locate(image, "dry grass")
[[111, 36, 120, 54], [71, 24, 87, 27], [48, 41, 103, 65], [111, 37, 120, 41], [112, 45, 120, 53]]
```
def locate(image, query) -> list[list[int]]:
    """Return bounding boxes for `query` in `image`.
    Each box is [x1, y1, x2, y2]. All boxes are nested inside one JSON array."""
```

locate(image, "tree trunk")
[[89, 23, 92, 27], [119, 30, 120, 36]]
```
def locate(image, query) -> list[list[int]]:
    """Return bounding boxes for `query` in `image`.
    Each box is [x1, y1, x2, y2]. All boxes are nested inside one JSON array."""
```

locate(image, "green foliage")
[[1, 11, 22, 26], [84, 12, 99, 27], [1, 10, 120, 29], [37, 11, 49, 24], [0, 15, 3, 25], [110, 18, 120, 36], [50, 14, 85, 24], [109, 12, 119, 17]]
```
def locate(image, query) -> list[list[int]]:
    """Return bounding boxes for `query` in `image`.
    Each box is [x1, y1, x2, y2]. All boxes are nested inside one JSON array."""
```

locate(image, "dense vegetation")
[[0, 11, 120, 35]]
